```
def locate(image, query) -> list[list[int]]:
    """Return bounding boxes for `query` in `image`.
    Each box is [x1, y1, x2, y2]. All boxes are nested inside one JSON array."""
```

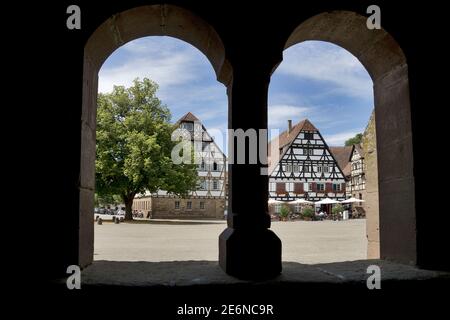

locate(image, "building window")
[[200, 160, 206, 171], [213, 162, 218, 171], [200, 202, 205, 210], [285, 164, 292, 173], [186, 201, 192, 210], [269, 182, 275, 192], [175, 201, 180, 210], [317, 183, 325, 192], [213, 180, 219, 190], [303, 148, 313, 155], [293, 164, 299, 172], [333, 183, 341, 192], [275, 204, 281, 213], [303, 165, 310, 172], [199, 180, 207, 190], [182, 122, 194, 131], [295, 204, 301, 213], [304, 132, 313, 140]]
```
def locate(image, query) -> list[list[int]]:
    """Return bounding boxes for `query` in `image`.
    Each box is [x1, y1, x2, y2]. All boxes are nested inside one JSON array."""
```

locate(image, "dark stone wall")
[[23, 1, 449, 280]]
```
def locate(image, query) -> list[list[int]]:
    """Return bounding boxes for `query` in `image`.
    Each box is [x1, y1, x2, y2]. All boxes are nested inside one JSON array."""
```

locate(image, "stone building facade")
[[133, 196, 225, 219]]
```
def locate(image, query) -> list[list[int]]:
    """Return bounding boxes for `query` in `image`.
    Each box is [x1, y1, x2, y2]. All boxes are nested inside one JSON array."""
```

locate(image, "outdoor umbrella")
[[315, 197, 340, 205], [289, 199, 314, 204], [268, 198, 282, 204], [341, 197, 366, 203]]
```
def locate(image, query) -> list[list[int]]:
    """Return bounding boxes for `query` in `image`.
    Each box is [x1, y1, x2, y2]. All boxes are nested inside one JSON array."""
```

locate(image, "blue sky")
[[99, 37, 373, 150]]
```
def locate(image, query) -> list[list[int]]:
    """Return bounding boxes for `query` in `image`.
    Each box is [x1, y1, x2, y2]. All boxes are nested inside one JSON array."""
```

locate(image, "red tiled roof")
[[176, 112, 199, 123], [268, 119, 318, 174], [329, 146, 354, 174]]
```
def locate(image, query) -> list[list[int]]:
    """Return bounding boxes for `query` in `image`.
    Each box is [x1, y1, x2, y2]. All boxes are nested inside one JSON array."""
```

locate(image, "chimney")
[[287, 120, 292, 135]]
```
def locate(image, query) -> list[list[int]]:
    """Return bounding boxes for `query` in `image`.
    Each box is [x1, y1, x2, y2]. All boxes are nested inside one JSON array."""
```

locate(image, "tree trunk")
[[123, 193, 135, 221]]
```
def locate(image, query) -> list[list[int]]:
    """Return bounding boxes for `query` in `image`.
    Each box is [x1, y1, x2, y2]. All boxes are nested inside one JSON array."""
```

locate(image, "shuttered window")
[[276, 183, 286, 194], [294, 183, 304, 194]]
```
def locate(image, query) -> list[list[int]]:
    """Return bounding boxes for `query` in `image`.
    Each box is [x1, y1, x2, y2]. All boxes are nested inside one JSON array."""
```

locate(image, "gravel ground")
[[94, 219, 367, 264]]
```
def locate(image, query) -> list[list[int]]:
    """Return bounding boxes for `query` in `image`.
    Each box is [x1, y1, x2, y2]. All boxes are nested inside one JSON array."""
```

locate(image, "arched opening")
[[94, 36, 228, 262], [268, 40, 374, 264], [273, 11, 415, 265], [79, 4, 231, 268]]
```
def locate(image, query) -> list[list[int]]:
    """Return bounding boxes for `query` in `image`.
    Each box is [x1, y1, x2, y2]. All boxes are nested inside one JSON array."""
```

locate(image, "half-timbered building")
[[133, 112, 227, 219], [347, 144, 366, 200], [328, 145, 353, 196], [268, 119, 347, 213]]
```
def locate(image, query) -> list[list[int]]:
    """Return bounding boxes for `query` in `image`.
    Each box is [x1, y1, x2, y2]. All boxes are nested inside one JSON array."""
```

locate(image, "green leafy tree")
[[279, 205, 290, 220], [96, 78, 198, 220], [94, 193, 121, 208], [345, 133, 363, 146]]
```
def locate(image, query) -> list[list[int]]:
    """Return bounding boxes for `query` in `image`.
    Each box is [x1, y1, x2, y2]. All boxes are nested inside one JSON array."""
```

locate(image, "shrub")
[[332, 204, 344, 215], [302, 207, 314, 219], [279, 205, 290, 219]]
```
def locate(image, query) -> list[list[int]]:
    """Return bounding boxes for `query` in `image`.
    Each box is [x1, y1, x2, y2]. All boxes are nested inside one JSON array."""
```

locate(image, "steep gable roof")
[[176, 111, 199, 123], [342, 162, 352, 178], [354, 143, 363, 156], [268, 119, 318, 174], [329, 145, 354, 173], [174, 111, 226, 159], [270, 119, 318, 151]]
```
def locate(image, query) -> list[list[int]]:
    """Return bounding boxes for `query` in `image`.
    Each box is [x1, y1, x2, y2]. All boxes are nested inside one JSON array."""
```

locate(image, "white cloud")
[[268, 105, 311, 129], [194, 106, 227, 122], [98, 52, 198, 93], [276, 41, 373, 98], [323, 130, 363, 146], [97, 36, 228, 134]]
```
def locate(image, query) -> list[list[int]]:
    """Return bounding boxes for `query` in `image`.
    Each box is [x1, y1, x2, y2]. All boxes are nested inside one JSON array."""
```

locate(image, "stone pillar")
[[362, 111, 380, 259], [219, 68, 282, 279], [79, 53, 97, 268], [374, 64, 416, 265]]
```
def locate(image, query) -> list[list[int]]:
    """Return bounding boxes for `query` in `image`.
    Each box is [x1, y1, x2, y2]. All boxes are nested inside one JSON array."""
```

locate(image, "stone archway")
[[79, 4, 232, 268], [276, 11, 416, 265]]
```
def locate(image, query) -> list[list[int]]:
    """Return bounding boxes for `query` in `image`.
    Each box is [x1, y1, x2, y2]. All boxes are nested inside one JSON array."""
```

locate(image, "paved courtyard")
[[94, 219, 367, 264]]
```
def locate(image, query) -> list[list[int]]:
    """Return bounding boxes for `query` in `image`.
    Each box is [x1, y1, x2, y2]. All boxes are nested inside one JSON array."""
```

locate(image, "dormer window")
[[182, 122, 194, 131]]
